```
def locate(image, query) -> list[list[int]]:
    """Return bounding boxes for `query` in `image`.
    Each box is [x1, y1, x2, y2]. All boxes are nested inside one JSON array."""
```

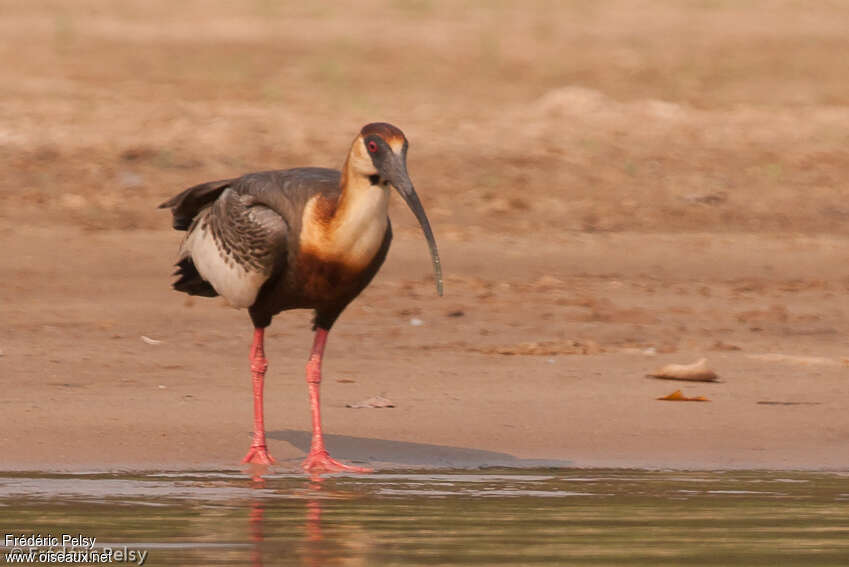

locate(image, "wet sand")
[[2, 227, 847, 471]]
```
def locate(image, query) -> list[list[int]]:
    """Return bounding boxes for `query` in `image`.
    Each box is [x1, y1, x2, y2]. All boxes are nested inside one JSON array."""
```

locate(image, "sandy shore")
[[2, 1, 849, 473], [2, 226, 847, 472]]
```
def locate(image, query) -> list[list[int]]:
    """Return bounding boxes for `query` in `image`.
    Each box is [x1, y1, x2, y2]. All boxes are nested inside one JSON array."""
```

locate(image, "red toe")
[[242, 445, 276, 465], [302, 450, 372, 473]]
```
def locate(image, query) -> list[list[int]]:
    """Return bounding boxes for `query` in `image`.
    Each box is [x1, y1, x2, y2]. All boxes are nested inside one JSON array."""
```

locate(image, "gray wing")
[[179, 188, 288, 308], [163, 167, 341, 307], [229, 168, 341, 231]]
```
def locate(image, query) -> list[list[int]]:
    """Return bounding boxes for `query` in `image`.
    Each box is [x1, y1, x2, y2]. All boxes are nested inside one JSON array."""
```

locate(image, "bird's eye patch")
[[367, 140, 379, 153]]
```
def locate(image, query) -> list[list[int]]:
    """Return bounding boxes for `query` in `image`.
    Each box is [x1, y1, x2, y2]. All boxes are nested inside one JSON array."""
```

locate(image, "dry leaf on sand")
[[648, 358, 718, 382], [658, 390, 710, 402]]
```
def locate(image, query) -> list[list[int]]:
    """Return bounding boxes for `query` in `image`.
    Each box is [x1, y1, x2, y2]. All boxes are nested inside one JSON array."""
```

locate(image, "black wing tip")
[[172, 257, 218, 298], [158, 192, 182, 209], [159, 179, 232, 225]]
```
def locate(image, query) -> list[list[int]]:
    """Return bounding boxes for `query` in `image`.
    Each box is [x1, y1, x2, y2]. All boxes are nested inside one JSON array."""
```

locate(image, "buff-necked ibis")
[[159, 123, 442, 473]]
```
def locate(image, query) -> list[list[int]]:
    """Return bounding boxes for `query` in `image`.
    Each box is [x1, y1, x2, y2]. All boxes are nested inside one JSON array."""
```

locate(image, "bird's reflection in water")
[[249, 471, 268, 567], [306, 475, 324, 545], [247, 466, 364, 567], [303, 474, 327, 567]]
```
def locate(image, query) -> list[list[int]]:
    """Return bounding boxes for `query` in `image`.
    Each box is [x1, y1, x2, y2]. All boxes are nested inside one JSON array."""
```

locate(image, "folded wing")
[[170, 185, 288, 308]]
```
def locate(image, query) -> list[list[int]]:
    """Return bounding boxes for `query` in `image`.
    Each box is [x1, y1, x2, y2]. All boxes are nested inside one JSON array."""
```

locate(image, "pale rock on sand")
[[648, 358, 719, 382]]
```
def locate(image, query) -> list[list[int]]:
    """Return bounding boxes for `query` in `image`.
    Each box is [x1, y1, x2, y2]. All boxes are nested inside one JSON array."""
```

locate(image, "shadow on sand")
[[267, 429, 571, 468]]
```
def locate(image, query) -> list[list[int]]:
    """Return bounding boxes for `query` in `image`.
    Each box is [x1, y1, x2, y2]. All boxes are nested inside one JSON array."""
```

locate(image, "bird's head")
[[348, 122, 443, 296]]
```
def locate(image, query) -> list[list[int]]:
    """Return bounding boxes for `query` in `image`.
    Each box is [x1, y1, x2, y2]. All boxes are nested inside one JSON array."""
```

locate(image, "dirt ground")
[[1, 1, 848, 471]]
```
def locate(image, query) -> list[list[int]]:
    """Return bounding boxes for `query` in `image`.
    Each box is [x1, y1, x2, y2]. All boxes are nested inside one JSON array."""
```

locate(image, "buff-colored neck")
[[300, 155, 389, 268]]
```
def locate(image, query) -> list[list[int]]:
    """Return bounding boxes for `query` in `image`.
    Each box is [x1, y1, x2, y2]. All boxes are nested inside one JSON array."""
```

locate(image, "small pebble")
[[410, 318, 424, 327]]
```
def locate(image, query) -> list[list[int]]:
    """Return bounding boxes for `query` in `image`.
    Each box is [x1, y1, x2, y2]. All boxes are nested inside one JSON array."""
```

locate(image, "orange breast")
[[299, 188, 390, 273]]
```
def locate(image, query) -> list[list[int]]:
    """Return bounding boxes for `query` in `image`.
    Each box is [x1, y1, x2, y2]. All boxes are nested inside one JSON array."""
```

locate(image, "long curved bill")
[[385, 158, 444, 296]]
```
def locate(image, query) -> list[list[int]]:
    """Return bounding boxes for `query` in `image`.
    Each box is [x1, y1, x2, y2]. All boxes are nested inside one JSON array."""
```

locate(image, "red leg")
[[242, 327, 276, 465], [301, 328, 372, 474]]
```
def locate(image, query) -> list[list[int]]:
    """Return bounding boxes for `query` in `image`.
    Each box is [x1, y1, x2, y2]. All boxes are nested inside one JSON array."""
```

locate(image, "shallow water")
[[2, 469, 848, 566]]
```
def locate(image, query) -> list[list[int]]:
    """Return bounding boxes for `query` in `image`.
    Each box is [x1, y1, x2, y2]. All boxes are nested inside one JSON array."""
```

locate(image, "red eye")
[[367, 140, 378, 153]]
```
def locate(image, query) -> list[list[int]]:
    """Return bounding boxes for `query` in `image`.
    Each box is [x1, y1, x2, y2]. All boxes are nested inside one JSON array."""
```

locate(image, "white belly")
[[180, 209, 269, 308]]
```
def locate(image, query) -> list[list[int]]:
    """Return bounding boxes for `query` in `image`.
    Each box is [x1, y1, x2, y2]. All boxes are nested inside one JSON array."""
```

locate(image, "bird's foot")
[[302, 449, 372, 474], [242, 444, 276, 465]]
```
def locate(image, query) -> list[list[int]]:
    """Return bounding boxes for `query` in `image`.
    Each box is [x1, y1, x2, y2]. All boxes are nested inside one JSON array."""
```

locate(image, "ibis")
[[159, 123, 442, 473]]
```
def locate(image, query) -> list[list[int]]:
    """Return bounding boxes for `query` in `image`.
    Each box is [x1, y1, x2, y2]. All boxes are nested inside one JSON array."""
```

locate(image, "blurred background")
[[3, 0, 849, 236], [1, 1, 848, 470]]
